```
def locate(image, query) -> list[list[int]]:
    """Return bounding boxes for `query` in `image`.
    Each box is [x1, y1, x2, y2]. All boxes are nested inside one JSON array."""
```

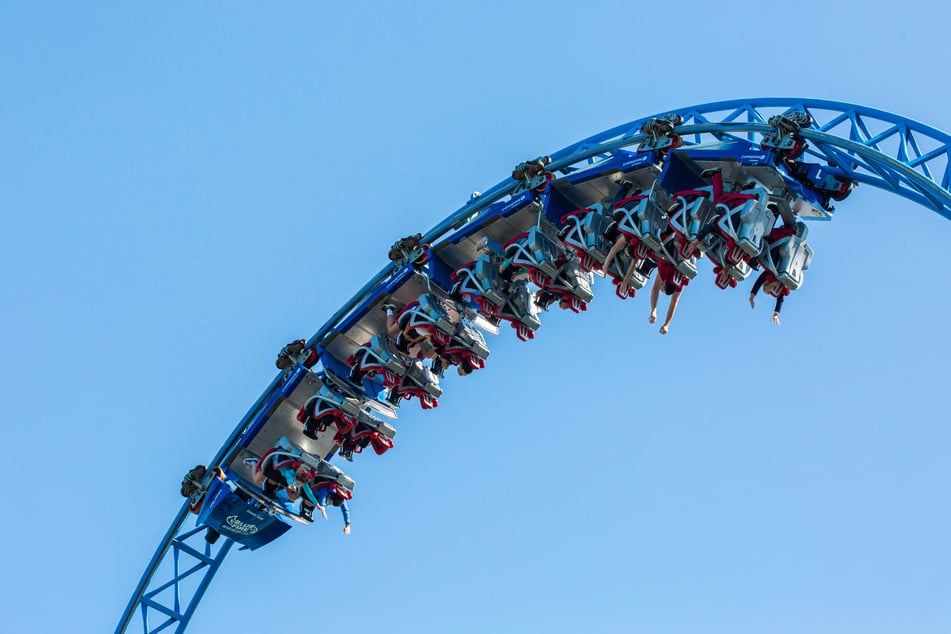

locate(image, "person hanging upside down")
[[649, 260, 685, 335], [747, 224, 799, 326], [384, 303, 437, 360], [601, 211, 639, 296], [748, 270, 787, 325], [250, 448, 318, 519], [307, 484, 352, 535], [600, 201, 658, 298]]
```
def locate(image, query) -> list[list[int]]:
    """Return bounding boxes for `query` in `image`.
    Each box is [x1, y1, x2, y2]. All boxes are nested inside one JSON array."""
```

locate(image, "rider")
[[649, 260, 685, 335], [250, 447, 319, 520], [307, 483, 352, 535], [380, 302, 445, 405], [748, 271, 787, 325], [601, 188, 658, 297], [384, 303, 438, 361], [747, 224, 800, 325]]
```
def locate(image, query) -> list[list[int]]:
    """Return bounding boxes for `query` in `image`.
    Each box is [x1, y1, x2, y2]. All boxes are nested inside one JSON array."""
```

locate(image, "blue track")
[[116, 98, 951, 634]]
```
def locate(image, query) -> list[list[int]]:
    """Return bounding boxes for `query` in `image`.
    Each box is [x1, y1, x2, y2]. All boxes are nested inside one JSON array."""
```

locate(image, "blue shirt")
[[307, 486, 351, 525]]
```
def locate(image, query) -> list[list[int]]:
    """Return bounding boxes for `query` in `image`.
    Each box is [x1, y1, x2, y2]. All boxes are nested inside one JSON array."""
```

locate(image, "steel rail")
[[118, 98, 951, 633]]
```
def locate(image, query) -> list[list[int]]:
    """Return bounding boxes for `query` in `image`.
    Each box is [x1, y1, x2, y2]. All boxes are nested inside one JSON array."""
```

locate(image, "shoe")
[[205, 528, 221, 544], [300, 506, 314, 521], [382, 303, 396, 313]]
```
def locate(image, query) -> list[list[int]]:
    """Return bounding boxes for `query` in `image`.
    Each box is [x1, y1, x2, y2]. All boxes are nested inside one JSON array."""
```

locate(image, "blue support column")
[[118, 520, 233, 634]]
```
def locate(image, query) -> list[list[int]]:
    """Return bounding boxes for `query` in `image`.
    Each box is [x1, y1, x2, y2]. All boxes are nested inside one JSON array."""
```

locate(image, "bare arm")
[[664, 291, 682, 328], [772, 294, 784, 325], [749, 271, 768, 309], [649, 273, 661, 312]]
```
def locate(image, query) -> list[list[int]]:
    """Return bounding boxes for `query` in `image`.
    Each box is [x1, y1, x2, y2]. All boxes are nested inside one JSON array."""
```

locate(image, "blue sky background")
[[2, 2, 950, 632]]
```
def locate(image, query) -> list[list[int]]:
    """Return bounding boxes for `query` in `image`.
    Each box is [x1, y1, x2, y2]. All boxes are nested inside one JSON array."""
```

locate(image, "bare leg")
[[603, 235, 627, 272], [685, 239, 701, 258], [620, 260, 637, 296], [386, 313, 399, 336], [408, 336, 437, 360], [408, 340, 425, 359]]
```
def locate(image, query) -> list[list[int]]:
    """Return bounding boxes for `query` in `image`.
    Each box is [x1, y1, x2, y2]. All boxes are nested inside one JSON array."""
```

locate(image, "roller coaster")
[[116, 98, 951, 634]]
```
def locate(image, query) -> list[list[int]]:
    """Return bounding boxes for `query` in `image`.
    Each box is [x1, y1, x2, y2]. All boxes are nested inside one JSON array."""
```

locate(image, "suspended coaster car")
[[120, 99, 951, 634]]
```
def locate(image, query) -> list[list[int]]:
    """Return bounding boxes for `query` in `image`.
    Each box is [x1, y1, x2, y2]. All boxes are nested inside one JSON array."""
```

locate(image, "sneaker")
[[381, 303, 396, 313], [300, 506, 314, 521]]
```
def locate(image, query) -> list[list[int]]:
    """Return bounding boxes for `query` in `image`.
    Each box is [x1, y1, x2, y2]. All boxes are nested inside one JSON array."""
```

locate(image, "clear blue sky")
[[2, 2, 950, 633]]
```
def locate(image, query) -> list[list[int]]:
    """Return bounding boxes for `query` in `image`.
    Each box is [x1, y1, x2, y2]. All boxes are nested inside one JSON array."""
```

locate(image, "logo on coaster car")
[[225, 515, 260, 535]]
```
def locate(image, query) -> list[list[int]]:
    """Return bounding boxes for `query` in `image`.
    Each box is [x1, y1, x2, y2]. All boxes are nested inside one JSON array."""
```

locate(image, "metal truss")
[[117, 99, 951, 633], [552, 98, 951, 220], [116, 377, 282, 634], [117, 509, 233, 634]]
